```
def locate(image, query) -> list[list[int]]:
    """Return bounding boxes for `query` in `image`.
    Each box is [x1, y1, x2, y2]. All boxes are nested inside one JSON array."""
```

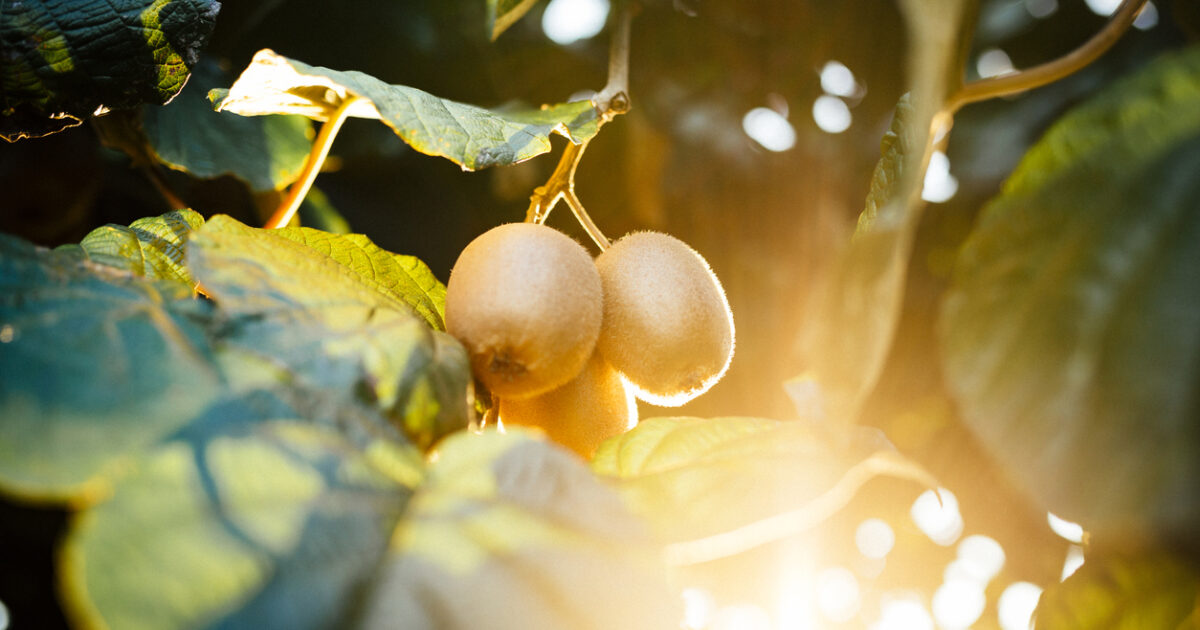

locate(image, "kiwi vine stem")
[[944, 0, 1148, 113], [525, 1, 637, 250], [264, 95, 358, 229]]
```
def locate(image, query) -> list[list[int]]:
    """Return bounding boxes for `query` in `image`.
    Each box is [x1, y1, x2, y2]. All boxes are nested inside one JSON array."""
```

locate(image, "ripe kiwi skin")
[[595, 231, 734, 406], [500, 354, 638, 458], [445, 222, 603, 400]]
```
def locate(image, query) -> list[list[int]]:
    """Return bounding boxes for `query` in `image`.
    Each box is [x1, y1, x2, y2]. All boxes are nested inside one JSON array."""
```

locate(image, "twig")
[[594, 0, 636, 119], [264, 96, 358, 229], [564, 190, 611, 250], [945, 0, 1148, 112]]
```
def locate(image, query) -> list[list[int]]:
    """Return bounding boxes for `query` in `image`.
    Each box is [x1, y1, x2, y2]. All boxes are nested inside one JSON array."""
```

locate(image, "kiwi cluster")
[[445, 223, 734, 456]]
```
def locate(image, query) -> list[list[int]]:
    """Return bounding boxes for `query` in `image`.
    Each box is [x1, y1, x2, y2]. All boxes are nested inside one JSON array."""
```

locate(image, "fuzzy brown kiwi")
[[594, 231, 734, 406], [499, 353, 638, 458], [445, 222, 603, 400]]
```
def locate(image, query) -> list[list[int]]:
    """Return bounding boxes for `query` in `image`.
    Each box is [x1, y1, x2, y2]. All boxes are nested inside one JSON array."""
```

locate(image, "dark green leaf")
[[1035, 549, 1199, 629], [61, 408, 420, 630], [70, 208, 204, 289], [0, 233, 221, 500], [796, 0, 976, 423], [358, 429, 679, 630], [487, 0, 542, 40], [211, 49, 600, 171], [298, 187, 352, 234], [592, 417, 935, 564], [187, 216, 469, 449], [0, 0, 220, 141], [144, 60, 312, 192], [940, 46, 1200, 538]]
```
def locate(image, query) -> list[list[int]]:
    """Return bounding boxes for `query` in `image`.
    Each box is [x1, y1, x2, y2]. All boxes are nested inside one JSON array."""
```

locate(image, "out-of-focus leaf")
[[144, 59, 312, 192], [61, 407, 419, 630], [67, 209, 205, 289], [188, 216, 469, 449], [1035, 549, 1199, 629], [358, 429, 679, 630], [0, 0, 220, 141], [0, 233, 220, 500], [592, 417, 935, 565], [940, 46, 1200, 538], [211, 49, 600, 171], [797, 1, 976, 423], [487, 0, 542, 40], [298, 187, 351, 234]]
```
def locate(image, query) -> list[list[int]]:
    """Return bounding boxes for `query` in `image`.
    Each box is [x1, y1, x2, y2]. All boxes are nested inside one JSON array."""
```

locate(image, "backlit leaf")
[[940, 46, 1200, 538], [358, 429, 679, 630], [70, 208, 205, 289], [592, 417, 935, 565], [144, 60, 313, 192], [187, 215, 469, 449], [487, 0, 542, 40], [211, 49, 600, 171], [1035, 549, 1199, 629], [0, 0, 220, 141]]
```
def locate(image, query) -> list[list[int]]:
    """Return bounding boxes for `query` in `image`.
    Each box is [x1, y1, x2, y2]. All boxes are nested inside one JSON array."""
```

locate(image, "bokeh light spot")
[[1084, 0, 1121, 15], [1024, 0, 1058, 18], [921, 151, 959, 204], [1061, 545, 1086, 581], [977, 48, 1016, 79], [873, 596, 934, 630], [812, 96, 852, 134], [856, 518, 896, 559], [1047, 512, 1084, 544], [817, 567, 861, 623], [957, 535, 1006, 582], [542, 0, 610, 45], [820, 61, 858, 97], [743, 107, 797, 152], [933, 579, 986, 629], [998, 582, 1043, 630], [1134, 1, 1158, 30], [713, 604, 773, 630], [682, 588, 716, 630]]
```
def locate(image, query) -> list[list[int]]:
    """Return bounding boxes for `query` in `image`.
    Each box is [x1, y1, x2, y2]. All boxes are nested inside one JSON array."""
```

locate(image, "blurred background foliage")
[[0, 0, 1195, 628]]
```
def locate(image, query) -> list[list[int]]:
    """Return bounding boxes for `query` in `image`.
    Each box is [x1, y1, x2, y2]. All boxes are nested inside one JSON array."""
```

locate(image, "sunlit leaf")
[[940, 46, 1200, 538], [1035, 549, 1199, 629], [797, 1, 976, 423], [487, 0, 542, 40], [68, 208, 205, 289], [144, 60, 312, 192], [0, 233, 221, 500], [187, 215, 470, 449], [61, 411, 418, 630], [0, 0, 220, 141], [358, 429, 679, 630], [592, 417, 936, 565], [211, 49, 600, 171]]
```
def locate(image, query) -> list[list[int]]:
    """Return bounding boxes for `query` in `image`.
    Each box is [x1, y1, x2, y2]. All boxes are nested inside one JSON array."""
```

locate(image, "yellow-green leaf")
[[70, 208, 204, 289]]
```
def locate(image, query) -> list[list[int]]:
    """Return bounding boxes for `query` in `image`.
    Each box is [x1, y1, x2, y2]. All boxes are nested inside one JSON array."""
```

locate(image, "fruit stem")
[[944, 0, 1148, 113], [524, 139, 611, 250], [264, 95, 358, 229], [565, 190, 611, 250]]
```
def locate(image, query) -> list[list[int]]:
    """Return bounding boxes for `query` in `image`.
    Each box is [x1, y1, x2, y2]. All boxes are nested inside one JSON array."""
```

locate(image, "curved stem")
[[946, 0, 1148, 113], [264, 96, 358, 229], [564, 191, 611, 250]]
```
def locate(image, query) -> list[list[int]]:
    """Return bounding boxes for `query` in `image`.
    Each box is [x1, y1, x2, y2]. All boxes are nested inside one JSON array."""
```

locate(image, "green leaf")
[[796, 0, 977, 423], [940, 46, 1200, 538], [211, 49, 600, 171], [61, 410, 419, 630], [69, 208, 205, 289], [487, 0, 542, 40], [187, 215, 469, 449], [358, 429, 680, 630], [592, 417, 935, 565], [0, 0, 220, 141], [1035, 549, 1199, 629], [0, 233, 222, 500], [143, 59, 313, 192]]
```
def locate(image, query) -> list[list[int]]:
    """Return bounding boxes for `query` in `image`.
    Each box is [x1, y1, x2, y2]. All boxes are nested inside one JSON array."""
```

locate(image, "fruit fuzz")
[[595, 231, 734, 407], [445, 223, 603, 400]]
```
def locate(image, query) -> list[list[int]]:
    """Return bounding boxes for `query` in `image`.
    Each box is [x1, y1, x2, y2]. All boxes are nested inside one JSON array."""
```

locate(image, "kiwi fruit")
[[445, 222, 603, 400], [500, 353, 637, 457], [595, 231, 734, 406]]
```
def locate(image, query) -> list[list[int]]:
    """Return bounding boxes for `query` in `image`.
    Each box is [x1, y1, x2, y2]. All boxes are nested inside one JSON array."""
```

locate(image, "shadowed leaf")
[[1035, 549, 1199, 629]]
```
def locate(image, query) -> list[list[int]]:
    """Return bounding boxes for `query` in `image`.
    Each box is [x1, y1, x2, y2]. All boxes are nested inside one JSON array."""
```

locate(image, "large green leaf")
[[65, 208, 205, 290], [144, 60, 313, 192], [940, 46, 1200, 538], [796, 1, 977, 423], [62, 408, 420, 630], [187, 215, 469, 449], [0, 233, 222, 500], [592, 417, 935, 565], [1035, 549, 1199, 629], [487, 0, 542, 40], [0, 0, 220, 141], [211, 49, 600, 171], [357, 429, 679, 630]]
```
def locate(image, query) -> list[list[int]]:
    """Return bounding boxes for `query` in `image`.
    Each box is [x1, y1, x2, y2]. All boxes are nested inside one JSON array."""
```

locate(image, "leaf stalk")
[[265, 96, 358, 229]]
